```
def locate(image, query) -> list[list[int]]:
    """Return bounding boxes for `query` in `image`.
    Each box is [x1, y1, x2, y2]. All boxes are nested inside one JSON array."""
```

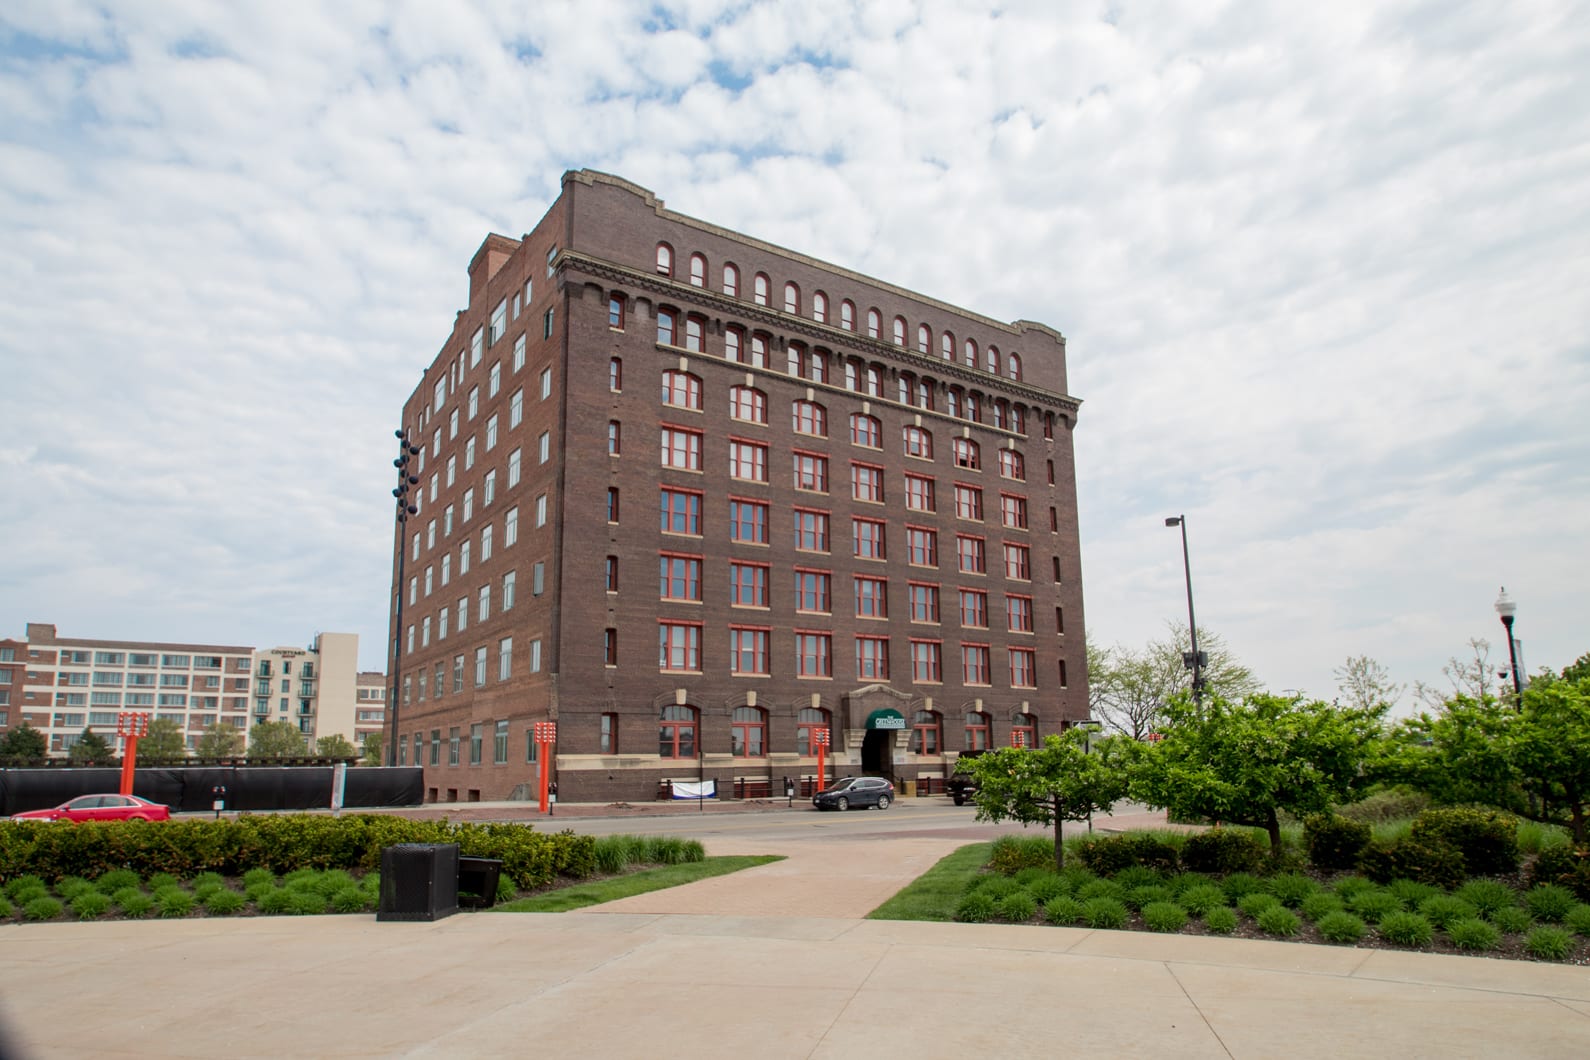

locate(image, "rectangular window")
[[498, 637, 513, 681], [489, 361, 503, 398], [910, 640, 942, 683], [467, 385, 479, 419], [471, 327, 484, 366], [1000, 494, 1028, 530], [957, 535, 986, 574], [533, 561, 545, 595], [962, 644, 992, 685], [730, 562, 769, 607], [660, 488, 703, 535], [478, 584, 490, 622], [457, 597, 468, 634], [954, 484, 984, 521], [538, 431, 550, 464], [659, 622, 702, 672], [661, 426, 704, 470], [494, 719, 509, 764], [509, 388, 523, 428], [504, 506, 519, 547], [607, 487, 619, 522], [730, 439, 769, 482], [1007, 595, 1034, 633], [534, 493, 547, 527], [483, 419, 495, 452], [904, 473, 935, 512], [792, 451, 828, 492], [513, 334, 526, 371], [795, 632, 832, 678], [484, 469, 496, 505], [853, 518, 885, 560], [729, 627, 770, 675], [1003, 543, 1032, 581], [453, 655, 465, 692], [599, 713, 616, 754], [508, 447, 521, 487], [605, 628, 618, 665], [605, 556, 618, 592], [851, 463, 884, 503], [1010, 648, 1037, 688], [503, 569, 516, 610], [539, 367, 552, 399], [905, 526, 938, 567], [856, 636, 890, 680], [794, 569, 832, 613], [854, 575, 888, 618], [432, 729, 442, 766], [543, 307, 554, 338], [659, 554, 703, 601], [608, 420, 621, 455], [998, 449, 1026, 481], [960, 589, 989, 628], [470, 723, 483, 766], [908, 582, 940, 623], [730, 499, 769, 544], [529, 638, 542, 673], [481, 524, 493, 561], [793, 509, 830, 552], [474, 647, 488, 687], [460, 541, 471, 575]]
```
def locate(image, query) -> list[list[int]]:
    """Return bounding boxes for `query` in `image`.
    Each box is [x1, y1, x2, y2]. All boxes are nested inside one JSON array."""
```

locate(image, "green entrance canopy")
[[865, 708, 907, 731]]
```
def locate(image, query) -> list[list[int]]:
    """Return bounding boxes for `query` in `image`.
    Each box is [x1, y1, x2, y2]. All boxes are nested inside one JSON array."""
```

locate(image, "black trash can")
[[457, 856, 504, 908], [378, 843, 460, 922]]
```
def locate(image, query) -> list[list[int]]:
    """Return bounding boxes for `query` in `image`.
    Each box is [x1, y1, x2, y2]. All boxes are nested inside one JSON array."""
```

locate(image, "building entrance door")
[[861, 729, 891, 777]]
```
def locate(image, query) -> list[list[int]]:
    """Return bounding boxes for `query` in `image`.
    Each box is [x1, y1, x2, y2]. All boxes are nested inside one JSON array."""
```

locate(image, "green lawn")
[[866, 842, 993, 921], [494, 855, 784, 913]]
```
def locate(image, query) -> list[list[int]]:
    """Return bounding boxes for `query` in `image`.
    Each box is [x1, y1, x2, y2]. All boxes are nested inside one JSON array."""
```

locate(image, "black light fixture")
[[1494, 587, 1523, 705], [1165, 515, 1206, 702], [388, 428, 421, 765]]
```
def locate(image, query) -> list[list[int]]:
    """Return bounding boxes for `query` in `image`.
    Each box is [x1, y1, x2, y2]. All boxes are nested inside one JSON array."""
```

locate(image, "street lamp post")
[[1164, 516, 1206, 702], [1494, 587, 1523, 705], [388, 430, 421, 765]]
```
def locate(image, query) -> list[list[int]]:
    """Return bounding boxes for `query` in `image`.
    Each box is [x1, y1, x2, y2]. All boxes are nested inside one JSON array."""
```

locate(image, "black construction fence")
[[0, 766, 424, 817]]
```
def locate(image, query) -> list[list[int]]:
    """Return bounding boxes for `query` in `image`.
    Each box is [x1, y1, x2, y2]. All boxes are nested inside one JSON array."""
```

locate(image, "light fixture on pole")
[[1494, 587, 1523, 704], [388, 429, 421, 765], [1164, 516, 1206, 702]]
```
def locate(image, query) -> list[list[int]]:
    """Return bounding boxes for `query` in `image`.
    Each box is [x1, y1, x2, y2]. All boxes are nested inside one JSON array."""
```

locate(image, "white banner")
[[670, 779, 717, 800]]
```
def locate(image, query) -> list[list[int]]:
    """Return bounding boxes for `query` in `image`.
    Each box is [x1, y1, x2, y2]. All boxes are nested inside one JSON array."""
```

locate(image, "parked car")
[[946, 749, 988, 805], [10, 794, 172, 823], [812, 776, 894, 811]]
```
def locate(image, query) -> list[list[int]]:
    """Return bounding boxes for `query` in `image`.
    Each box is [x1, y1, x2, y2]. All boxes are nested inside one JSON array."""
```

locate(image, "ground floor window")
[[659, 705, 697, 758]]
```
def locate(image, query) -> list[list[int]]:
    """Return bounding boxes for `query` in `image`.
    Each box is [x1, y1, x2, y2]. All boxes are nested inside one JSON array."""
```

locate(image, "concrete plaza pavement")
[[3, 812, 1590, 1058]]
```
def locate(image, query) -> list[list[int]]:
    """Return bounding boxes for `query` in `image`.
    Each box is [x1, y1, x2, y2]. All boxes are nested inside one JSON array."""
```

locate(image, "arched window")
[[660, 370, 702, 410], [946, 387, 961, 418], [915, 378, 934, 411], [963, 338, 977, 367], [797, 707, 831, 756], [731, 706, 766, 757], [753, 272, 770, 306], [725, 326, 745, 364], [784, 282, 800, 314], [866, 308, 881, 339], [813, 291, 828, 323], [897, 372, 913, 404], [840, 300, 855, 331], [729, 385, 768, 424], [844, 360, 861, 392], [748, 332, 769, 369], [941, 332, 954, 360], [689, 253, 706, 287], [865, 364, 883, 398], [608, 294, 625, 329], [966, 392, 981, 422], [902, 425, 933, 460], [655, 244, 673, 277], [992, 400, 1009, 430], [910, 710, 942, 755], [722, 263, 739, 297], [964, 711, 990, 750], [684, 314, 705, 353], [1011, 713, 1037, 748], [917, 323, 931, 354], [850, 413, 882, 448], [806, 347, 831, 384], [985, 345, 999, 374], [1011, 406, 1027, 434], [893, 316, 907, 346], [1008, 353, 1023, 382], [656, 308, 677, 347], [792, 400, 827, 437], [658, 705, 697, 758]]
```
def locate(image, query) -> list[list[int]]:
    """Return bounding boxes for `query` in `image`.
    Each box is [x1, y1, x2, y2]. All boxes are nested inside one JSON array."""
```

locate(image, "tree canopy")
[[248, 720, 307, 759], [0, 722, 49, 764], [137, 718, 189, 765], [68, 728, 115, 766], [194, 722, 245, 759], [1334, 655, 1405, 713], [360, 731, 384, 766], [314, 733, 356, 759], [1090, 625, 1259, 739]]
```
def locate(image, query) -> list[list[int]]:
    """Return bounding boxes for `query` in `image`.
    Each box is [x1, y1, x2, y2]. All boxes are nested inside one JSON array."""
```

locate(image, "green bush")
[[1411, 806, 1520, 876], [988, 835, 1055, 876], [1300, 892, 1345, 922], [1378, 911, 1434, 947], [1012, 867, 1054, 886], [1315, 910, 1367, 943], [1256, 905, 1301, 937], [242, 867, 277, 889], [1178, 884, 1228, 917], [117, 890, 154, 918], [204, 889, 247, 915], [1203, 906, 1239, 934], [9, 882, 48, 905], [156, 888, 195, 918], [1181, 828, 1264, 876], [954, 892, 997, 923], [1268, 873, 1318, 908], [1515, 822, 1569, 856], [1044, 896, 1084, 925], [96, 869, 140, 893], [1026, 875, 1068, 903], [1385, 879, 1441, 907], [1526, 846, 1590, 900], [70, 891, 112, 920], [997, 892, 1038, 922], [1525, 926, 1574, 960], [1489, 906, 1534, 934], [257, 888, 294, 915], [146, 872, 182, 892], [1220, 873, 1268, 903], [1112, 866, 1165, 891], [1168, 871, 1213, 894], [245, 883, 275, 905], [1123, 885, 1173, 911], [1075, 879, 1125, 903], [1336, 787, 1429, 823], [1524, 885, 1577, 922], [191, 872, 227, 898], [972, 876, 1023, 900], [287, 890, 328, 915], [495, 873, 516, 903], [1080, 897, 1128, 929], [309, 869, 357, 898], [1358, 837, 1465, 889], [1304, 814, 1372, 872], [1333, 876, 1377, 900], [1346, 889, 1403, 924], [1142, 901, 1188, 933], [1418, 894, 1478, 930], [0, 895, 13, 918], [1237, 892, 1281, 918], [1564, 904, 1590, 937], [330, 887, 371, 914], [4, 874, 46, 900], [1445, 917, 1501, 951], [1076, 834, 1179, 876], [53, 875, 94, 901], [23, 896, 63, 920], [1455, 880, 1517, 917]]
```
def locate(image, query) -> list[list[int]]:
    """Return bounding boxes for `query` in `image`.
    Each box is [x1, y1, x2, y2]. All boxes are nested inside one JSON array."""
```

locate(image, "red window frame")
[[959, 589, 988, 628], [689, 252, 706, 287], [904, 473, 935, 512], [854, 575, 888, 618], [659, 705, 696, 757], [856, 636, 890, 680], [1000, 493, 1028, 529], [730, 385, 768, 424], [660, 425, 703, 470], [729, 438, 769, 482], [730, 562, 769, 608], [795, 631, 833, 678], [659, 487, 703, 535], [793, 508, 830, 552], [903, 426, 933, 460], [793, 450, 828, 492], [953, 438, 980, 470], [1010, 648, 1037, 688], [910, 641, 942, 684], [792, 399, 826, 437], [794, 568, 832, 613], [999, 449, 1026, 481], [658, 553, 702, 602], [656, 308, 677, 346], [850, 413, 882, 448], [660, 370, 702, 410], [905, 526, 937, 567], [729, 629, 770, 677], [911, 709, 941, 753], [729, 498, 769, 544], [908, 582, 940, 623], [685, 314, 705, 352], [731, 706, 767, 755], [1004, 543, 1032, 581], [954, 484, 984, 521], [1006, 594, 1034, 633], [797, 708, 830, 755], [853, 517, 886, 560], [851, 462, 884, 503], [964, 711, 990, 750], [609, 297, 625, 330], [957, 535, 986, 575], [962, 644, 992, 685], [658, 622, 702, 672]]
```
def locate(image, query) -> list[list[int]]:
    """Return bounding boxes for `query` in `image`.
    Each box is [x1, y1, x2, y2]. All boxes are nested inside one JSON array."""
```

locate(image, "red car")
[[11, 794, 172, 822]]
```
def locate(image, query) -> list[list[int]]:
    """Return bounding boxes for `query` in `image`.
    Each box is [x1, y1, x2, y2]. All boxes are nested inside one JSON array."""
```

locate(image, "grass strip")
[[867, 842, 994, 922], [493, 856, 783, 912]]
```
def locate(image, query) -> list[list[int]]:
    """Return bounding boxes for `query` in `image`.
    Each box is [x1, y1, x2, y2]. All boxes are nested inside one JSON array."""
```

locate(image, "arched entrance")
[[861, 707, 907, 778]]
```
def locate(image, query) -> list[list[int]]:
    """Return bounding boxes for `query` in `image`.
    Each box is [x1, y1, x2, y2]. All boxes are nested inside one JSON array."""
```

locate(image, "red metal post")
[[116, 713, 150, 796]]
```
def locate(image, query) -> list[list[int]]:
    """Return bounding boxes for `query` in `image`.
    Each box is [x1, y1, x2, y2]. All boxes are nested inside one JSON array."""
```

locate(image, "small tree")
[[964, 730, 1136, 871], [194, 722, 245, 759], [248, 720, 307, 760], [1132, 693, 1385, 857], [1092, 625, 1260, 738], [1334, 655, 1405, 713], [314, 733, 356, 759], [361, 731, 384, 766], [138, 718, 189, 765], [69, 729, 114, 766], [0, 722, 48, 765]]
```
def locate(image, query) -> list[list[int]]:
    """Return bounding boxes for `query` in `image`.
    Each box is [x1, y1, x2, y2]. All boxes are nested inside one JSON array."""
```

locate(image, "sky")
[[1, 1, 1586, 709]]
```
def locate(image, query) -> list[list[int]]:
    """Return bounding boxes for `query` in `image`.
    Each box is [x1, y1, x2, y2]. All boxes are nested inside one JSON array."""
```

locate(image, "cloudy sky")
[[2, 1, 1586, 707]]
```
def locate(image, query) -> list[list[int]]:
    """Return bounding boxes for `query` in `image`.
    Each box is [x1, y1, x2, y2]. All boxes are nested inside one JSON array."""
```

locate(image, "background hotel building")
[[389, 170, 1087, 803]]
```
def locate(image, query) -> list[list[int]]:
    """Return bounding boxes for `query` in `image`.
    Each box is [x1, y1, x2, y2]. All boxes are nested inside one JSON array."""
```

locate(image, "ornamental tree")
[[0, 722, 48, 765], [194, 722, 245, 759], [248, 720, 307, 760], [69, 728, 115, 766], [964, 729, 1136, 871], [1131, 693, 1386, 857], [314, 733, 356, 759], [360, 732, 384, 766], [138, 718, 190, 765]]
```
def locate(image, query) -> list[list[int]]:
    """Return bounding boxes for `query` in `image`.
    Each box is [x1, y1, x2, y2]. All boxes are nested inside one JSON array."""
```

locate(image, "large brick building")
[[389, 170, 1086, 803]]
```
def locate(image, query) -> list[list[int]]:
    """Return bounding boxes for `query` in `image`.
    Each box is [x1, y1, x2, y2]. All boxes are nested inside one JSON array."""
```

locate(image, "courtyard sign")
[[866, 708, 907, 731]]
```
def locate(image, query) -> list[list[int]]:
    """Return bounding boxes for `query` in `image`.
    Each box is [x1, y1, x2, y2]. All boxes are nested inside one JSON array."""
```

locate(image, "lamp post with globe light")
[[1494, 587, 1523, 705]]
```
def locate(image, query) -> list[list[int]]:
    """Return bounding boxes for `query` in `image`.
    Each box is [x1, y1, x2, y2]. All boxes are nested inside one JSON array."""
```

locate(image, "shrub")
[[1358, 837, 1465, 889], [1169, 871, 1212, 894], [1238, 892, 1281, 918], [972, 876, 1023, 900], [1013, 867, 1055, 887], [1304, 814, 1372, 872], [1300, 892, 1345, 922], [245, 883, 275, 906], [997, 892, 1038, 922], [0, 895, 13, 918], [242, 867, 277, 889], [1142, 901, 1188, 933], [1378, 911, 1434, 947], [1026, 875, 1068, 903], [1315, 911, 1368, 943], [1564, 904, 1590, 937], [1179, 885, 1228, 917], [1489, 906, 1534, 934], [1220, 873, 1268, 903], [1203, 906, 1239, 934], [361, 872, 382, 896], [117, 891, 154, 918], [1515, 821, 1569, 856], [1385, 879, 1442, 906], [988, 835, 1056, 876], [191, 872, 227, 898], [1524, 885, 1577, 922], [1336, 787, 1429, 823], [1456, 880, 1518, 917], [1411, 806, 1520, 876], [23, 896, 63, 920], [1446, 917, 1502, 951], [1113, 866, 1165, 891], [1124, 885, 1173, 911], [1525, 926, 1574, 960], [156, 889, 196, 918], [146, 872, 182, 892], [1080, 897, 1128, 929], [593, 835, 639, 874], [1256, 905, 1301, 937], [1076, 834, 1179, 876], [1346, 889, 1403, 924], [1075, 879, 1124, 903], [1181, 829, 1264, 876], [330, 887, 371, 914], [70, 891, 112, 920], [310, 869, 357, 898], [204, 889, 247, 915], [287, 890, 328, 915], [1268, 873, 1318, 908], [1418, 894, 1478, 930], [96, 869, 140, 893], [496, 873, 516, 903], [53, 875, 94, 901], [955, 892, 997, 923], [256, 888, 294, 915], [1044, 896, 1084, 925], [9, 882, 48, 905], [4, 874, 46, 900], [1333, 876, 1377, 900], [1526, 845, 1590, 900]]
